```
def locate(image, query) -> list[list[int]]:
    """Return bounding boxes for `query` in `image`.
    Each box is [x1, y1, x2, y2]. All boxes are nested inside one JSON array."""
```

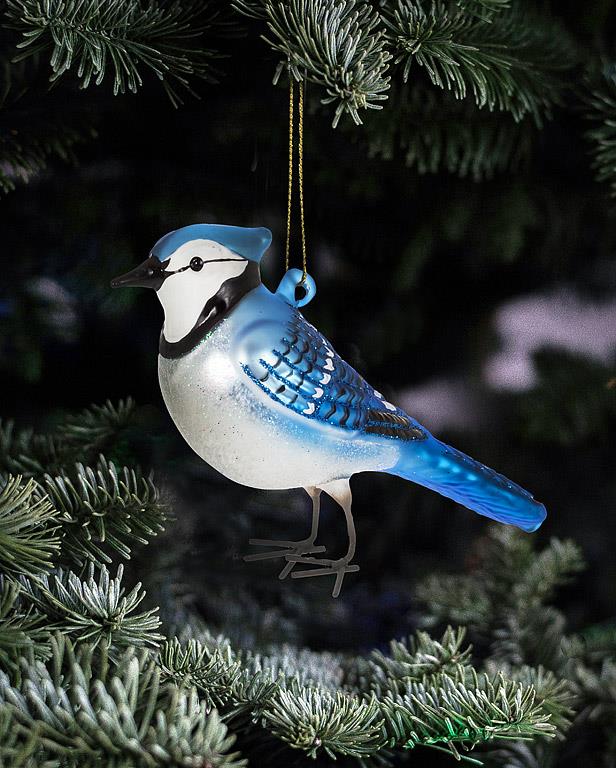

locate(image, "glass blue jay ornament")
[[112, 223, 547, 597]]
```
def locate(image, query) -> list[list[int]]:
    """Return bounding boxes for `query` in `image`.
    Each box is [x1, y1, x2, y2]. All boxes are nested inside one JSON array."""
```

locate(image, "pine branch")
[[515, 538, 585, 607], [233, 0, 392, 126], [382, 2, 573, 124], [0, 53, 96, 193], [484, 664, 575, 735], [44, 455, 167, 566], [0, 578, 47, 666], [418, 572, 492, 631], [382, 669, 557, 759], [416, 527, 584, 671], [370, 627, 472, 695], [0, 399, 137, 478], [365, 81, 534, 179], [0, 420, 65, 477], [586, 67, 616, 197], [0, 475, 60, 577], [576, 623, 616, 665], [158, 637, 243, 710], [263, 682, 386, 758], [20, 563, 162, 650], [5, 0, 221, 106], [246, 643, 345, 689], [491, 604, 568, 671], [0, 111, 88, 192], [56, 397, 137, 458], [457, 0, 510, 23], [0, 634, 245, 767]]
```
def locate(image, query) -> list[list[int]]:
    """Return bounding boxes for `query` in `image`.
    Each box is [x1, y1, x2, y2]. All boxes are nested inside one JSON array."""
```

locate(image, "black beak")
[[111, 255, 168, 290]]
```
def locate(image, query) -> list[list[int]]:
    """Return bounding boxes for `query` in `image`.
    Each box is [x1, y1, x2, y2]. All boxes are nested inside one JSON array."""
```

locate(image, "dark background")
[[0, 11, 614, 653]]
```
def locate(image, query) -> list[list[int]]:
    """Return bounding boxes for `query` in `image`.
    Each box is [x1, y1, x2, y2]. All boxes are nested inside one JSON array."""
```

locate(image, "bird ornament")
[[112, 223, 546, 597]]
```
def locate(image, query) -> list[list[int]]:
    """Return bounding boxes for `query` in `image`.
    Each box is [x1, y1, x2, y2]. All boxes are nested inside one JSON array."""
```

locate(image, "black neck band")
[[159, 261, 261, 359]]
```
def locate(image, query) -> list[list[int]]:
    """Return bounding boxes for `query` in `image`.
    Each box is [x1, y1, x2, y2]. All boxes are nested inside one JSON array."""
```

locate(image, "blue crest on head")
[[151, 224, 272, 263]]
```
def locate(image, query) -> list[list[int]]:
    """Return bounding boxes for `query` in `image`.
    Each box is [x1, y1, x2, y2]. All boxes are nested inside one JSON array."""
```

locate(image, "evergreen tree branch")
[[0, 52, 95, 192], [457, 0, 510, 23], [573, 658, 616, 726], [515, 538, 585, 607], [0, 419, 66, 477], [381, 1, 574, 124], [370, 626, 472, 695], [262, 683, 386, 758], [0, 475, 60, 577], [0, 578, 47, 666], [5, 0, 222, 106], [382, 669, 557, 759], [246, 643, 345, 690], [20, 563, 162, 650], [233, 0, 392, 126], [484, 664, 576, 735], [586, 67, 616, 197], [417, 527, 584, 670], [365, 81, 534, 180], [576, 623, 616, 665], [56, 397, 137, 459], [0, 399, 138, 477], [44, 455, 167, 566], [158, 637, 243, 711], [0, 113, 88, 192], [0, 634, 245, 767]]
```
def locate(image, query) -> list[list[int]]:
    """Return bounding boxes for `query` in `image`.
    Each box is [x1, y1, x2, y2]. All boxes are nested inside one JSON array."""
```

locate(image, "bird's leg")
[[287, 478, 359, 597], [243, 487, 326, 579]]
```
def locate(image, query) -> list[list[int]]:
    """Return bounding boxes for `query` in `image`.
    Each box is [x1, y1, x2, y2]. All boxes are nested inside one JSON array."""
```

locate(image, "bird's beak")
[[111, 256, 167, 290]]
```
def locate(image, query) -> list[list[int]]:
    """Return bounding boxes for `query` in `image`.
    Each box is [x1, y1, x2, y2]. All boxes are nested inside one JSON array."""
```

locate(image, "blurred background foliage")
[[0, 0, 614, 680]]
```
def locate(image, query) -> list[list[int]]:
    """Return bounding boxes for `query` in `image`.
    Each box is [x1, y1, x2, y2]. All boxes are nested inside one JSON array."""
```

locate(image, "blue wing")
[[241, 309, 426, 442], [239, 306, 546, 533]]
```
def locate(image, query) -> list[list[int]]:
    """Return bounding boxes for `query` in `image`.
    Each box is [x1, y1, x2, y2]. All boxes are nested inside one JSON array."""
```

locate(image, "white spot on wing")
[[374, 389, 383, 399], [383, 401, 396, 411], [320, 373, 331, 385], [324, 358, 335, 371], [313, 387, 324, 399], [303, 402, 316, 415]]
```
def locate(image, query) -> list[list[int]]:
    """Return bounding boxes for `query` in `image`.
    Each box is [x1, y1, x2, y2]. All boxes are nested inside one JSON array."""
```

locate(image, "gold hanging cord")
[[284, 75, 308, 281]]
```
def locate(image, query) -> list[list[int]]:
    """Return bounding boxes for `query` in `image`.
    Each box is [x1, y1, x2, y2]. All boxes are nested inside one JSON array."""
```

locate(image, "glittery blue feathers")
[[242, 312, 426, 440]]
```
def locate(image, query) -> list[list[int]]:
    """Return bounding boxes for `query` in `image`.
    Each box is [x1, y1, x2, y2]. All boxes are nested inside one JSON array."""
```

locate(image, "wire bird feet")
[[244, 538, 327, 580], [244, 481, 358, 596], [287, 554, 360, 598]]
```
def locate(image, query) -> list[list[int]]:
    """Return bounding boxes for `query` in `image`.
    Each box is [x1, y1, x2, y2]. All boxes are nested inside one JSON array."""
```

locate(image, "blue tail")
[[389, 436, 546, 532]]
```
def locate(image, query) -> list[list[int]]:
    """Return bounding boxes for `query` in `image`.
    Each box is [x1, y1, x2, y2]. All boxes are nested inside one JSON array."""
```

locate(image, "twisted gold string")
[[285, 77, 307, 281], [285, 77, 294, 273]]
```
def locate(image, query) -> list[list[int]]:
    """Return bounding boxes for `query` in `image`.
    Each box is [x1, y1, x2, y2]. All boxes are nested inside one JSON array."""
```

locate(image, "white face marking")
[[156, 239, 248, 342]]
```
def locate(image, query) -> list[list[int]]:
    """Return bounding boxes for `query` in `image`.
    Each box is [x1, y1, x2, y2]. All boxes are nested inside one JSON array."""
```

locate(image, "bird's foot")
[[285, 555, 360, 598], [243, 538, 326, 580]]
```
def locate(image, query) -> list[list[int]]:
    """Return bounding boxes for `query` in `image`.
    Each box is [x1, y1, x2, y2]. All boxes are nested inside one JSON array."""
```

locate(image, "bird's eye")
[[190, 257, 204, 271]]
